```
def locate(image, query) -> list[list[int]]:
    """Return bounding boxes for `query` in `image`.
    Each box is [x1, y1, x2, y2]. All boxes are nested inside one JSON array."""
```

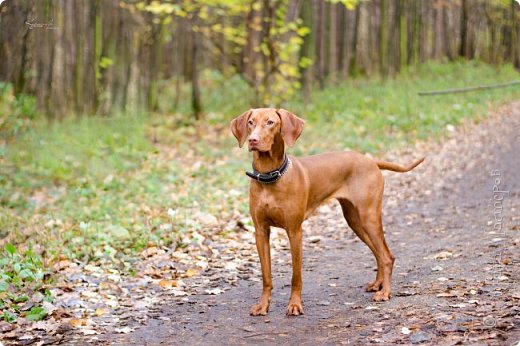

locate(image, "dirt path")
[[68, 103, 520, 345]]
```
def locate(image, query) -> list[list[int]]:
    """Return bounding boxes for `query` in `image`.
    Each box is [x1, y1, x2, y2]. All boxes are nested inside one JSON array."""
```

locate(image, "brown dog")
[[231, 108, 424, 316]]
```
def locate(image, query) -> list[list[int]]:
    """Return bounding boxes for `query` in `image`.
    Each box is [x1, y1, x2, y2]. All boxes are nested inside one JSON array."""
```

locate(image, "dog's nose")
[[249, 136, 259, 145]]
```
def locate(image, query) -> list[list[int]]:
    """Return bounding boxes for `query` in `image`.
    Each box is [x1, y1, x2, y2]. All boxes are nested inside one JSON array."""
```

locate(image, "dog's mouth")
[[248, 144, 268, 152]]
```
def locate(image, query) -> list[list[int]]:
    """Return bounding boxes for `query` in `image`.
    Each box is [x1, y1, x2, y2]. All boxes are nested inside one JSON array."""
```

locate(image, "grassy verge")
[[0, 61, 519, 321]]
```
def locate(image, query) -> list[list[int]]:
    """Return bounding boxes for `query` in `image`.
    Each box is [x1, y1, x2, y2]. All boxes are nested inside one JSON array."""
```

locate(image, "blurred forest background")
[[1, 0, 520, 325], [1, 0, 519, 121]]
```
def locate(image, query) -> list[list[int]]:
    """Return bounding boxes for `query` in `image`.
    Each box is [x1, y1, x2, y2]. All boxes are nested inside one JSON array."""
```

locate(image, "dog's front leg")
[[286, 226, 304, 316], [250, 224, 272, 316]]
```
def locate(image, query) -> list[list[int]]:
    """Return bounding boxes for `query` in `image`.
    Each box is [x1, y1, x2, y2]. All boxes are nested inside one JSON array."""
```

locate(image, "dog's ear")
[[276, 109, 305, 147], [230, 110, 252, 148]]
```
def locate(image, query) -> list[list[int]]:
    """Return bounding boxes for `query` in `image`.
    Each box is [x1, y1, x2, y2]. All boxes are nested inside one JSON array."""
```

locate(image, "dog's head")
[[230, 108, 305, 152]]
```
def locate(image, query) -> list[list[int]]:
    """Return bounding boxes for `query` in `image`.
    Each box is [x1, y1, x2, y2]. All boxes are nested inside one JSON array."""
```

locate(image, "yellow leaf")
[[69, 318, 88, 328], [95, 308, 108, 317], [158, 279, 177, 288], [185, 268, 199, 277]]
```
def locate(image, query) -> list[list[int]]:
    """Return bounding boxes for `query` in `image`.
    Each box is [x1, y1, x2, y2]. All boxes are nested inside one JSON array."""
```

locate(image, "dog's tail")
[[376, 157, 425, 173]]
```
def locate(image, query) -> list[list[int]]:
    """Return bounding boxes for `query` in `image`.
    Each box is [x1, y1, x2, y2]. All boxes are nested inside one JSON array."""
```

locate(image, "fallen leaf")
[[140, 247, 158, 258], [308, 236, 322, 243], [401, 327, 411, 335], [42, 301, 57, 315], [171, 288, 189, 296], [95, 308, 109, 316], [69, 318, 88, 328], [449, 303, 466, 308], [0, 321, 16, 332], [185, 268, 199, 277], [115, 327, 134, 334], [53, 259, 71, 271], [158, 279, 177, 289], [205, 288, 224, 295], [82, 329, 99, 335], [434, 251, 453, 260], [29, 319, 57, 332]]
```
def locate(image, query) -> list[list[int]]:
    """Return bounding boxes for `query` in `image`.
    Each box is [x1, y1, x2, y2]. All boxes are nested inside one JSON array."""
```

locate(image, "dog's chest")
[[251, 188, 290, 226]]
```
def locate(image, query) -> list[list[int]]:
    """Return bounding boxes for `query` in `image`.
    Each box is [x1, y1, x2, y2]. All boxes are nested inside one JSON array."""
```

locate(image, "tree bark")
[[191, 27, 202, 120]]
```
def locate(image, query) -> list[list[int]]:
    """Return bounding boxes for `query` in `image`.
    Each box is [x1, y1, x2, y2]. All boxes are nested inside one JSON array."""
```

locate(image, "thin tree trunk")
[[380, 0, 389, 77], [459, 0, 468, 59], [348, 5, 360, 75], [329, 2, 338, 83], [299, 0, 314, 101], [191, 27, 202, 119], [314, 0, 325, 89], [511, 0, 519, 69]]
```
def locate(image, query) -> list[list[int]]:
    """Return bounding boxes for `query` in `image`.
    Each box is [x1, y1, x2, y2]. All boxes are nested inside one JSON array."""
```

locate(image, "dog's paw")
[[286, 301, 304, 316], [250, 303, 269, 316], [366, 280, 383, 292], [372, 290, 391, 302]]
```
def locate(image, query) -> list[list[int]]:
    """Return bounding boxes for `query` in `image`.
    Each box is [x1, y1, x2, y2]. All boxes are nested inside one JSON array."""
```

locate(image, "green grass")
[[285, 61, 520, 154], [0, 61, 519, 303]]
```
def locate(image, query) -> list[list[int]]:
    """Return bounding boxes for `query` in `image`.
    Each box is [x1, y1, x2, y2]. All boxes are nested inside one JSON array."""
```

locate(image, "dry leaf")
[[437, 292, 456, 298], [82, 329, 99, 335], [53, 259, 71, 271], [158, 279, 177, 289], [205, 288, 224, 295], [185, 268, 199, 277], [95, 308, 109, 316], [140, 246, 158, 258], [449, 303, 466, 308], [434, 251, 453, 260], [69, 318, 88, 328], [171, 288, 189, 297]]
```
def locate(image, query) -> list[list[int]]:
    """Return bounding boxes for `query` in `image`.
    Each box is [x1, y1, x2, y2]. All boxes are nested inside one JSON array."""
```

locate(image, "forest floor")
[[3, 101, 520, 345]]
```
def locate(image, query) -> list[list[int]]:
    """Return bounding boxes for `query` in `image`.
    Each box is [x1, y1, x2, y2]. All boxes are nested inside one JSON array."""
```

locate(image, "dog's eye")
[[248, 120, 254, 126], [267, 120, 274, 126]]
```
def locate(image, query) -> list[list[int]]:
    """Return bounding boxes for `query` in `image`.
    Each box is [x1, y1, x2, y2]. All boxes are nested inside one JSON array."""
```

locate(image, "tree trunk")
[[329, 2, 338, 83], [459, 0, 468, 59], [299, 0, 314, 101], [314, 0, 325, 89], [380, 0, 389, 77], [511, 0, 519, 69], [191, 27, 202, 120]]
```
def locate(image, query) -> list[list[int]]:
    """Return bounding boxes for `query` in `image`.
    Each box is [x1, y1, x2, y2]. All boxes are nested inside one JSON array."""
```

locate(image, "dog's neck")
[[252, 134, 286, 173]]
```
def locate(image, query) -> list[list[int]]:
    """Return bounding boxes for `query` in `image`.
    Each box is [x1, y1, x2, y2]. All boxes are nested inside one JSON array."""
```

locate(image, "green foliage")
[[327, 0, 360, 10], [0, 83, 38, 140], [26, 306, 48, 321], [134, 0, 310, 105], [0, 244, 51, 322]]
